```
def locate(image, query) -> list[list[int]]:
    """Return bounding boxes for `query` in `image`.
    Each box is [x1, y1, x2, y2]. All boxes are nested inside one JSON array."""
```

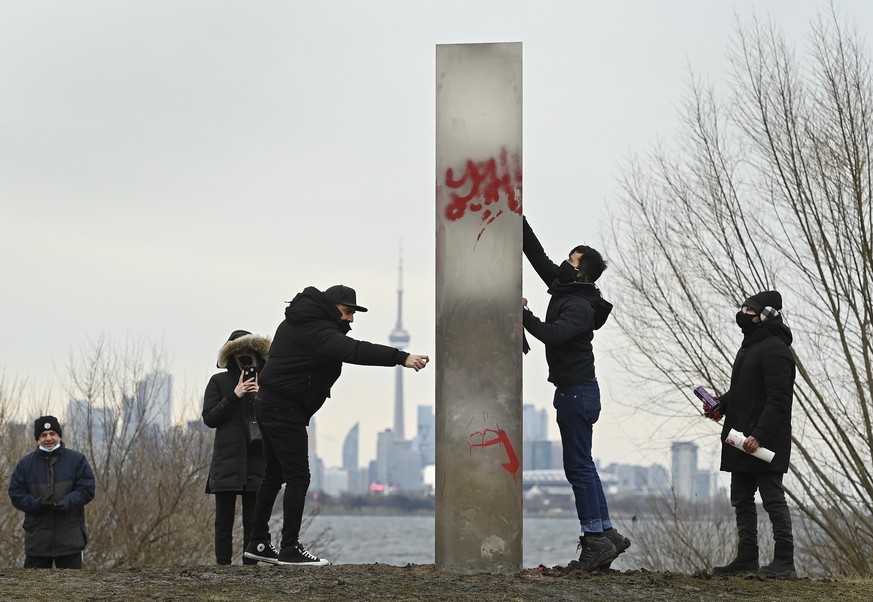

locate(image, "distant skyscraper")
[[67, 398, 116, 446], [416, 405, 435, 466], [388, 250, 410, 440], [671, 441, 699, 499], [375, 428, 422, 491], [522, 404, 548, 441], [342, 422, 359, 471], [125, 370, 173, 432]]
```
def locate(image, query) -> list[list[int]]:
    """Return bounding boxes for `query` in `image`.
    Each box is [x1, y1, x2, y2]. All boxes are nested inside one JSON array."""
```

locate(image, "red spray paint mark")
[[443, 148, 522, 240], [468, 426, 520, 482]]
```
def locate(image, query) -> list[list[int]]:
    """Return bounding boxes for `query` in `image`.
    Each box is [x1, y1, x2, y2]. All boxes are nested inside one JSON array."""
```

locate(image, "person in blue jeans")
[[521, 215, 630, 571]]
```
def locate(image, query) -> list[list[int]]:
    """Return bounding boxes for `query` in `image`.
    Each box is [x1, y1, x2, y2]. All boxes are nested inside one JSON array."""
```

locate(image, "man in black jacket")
[[244, 284, 430, 566], [8, 416, 96, 569], [521, 216, 630, 571], [707, 291, 796, 577]]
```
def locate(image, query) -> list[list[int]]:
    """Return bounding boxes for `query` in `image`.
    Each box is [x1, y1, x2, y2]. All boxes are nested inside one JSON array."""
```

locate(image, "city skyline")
[[4, 1, 866, 475]]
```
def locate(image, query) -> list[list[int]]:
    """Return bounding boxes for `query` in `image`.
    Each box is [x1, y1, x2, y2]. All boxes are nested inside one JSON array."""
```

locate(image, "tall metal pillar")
[[435, 42, 523, 574]]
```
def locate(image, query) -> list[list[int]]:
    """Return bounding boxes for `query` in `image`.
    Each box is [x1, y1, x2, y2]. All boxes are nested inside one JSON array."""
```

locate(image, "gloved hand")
[[39, 500, 58, 512], [703, 402, 723, 422]]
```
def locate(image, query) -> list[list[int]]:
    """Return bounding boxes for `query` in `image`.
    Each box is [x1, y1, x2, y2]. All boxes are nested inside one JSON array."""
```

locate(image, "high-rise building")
[[67, 398, 116, 446], [522, 404, 548, 441], [309, 416, 323, 493], [124, 370, 173, 432], [416, 405, 435, 467], [375, 429, 422, 491], [341, 422, 369, 493], [671, 441, 699, 499], [342, 422, 359, 471], [388, 252, 410, 440]]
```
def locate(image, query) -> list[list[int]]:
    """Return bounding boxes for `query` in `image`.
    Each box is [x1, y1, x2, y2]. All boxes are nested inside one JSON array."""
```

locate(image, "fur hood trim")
[[217, 334, 271, 369]]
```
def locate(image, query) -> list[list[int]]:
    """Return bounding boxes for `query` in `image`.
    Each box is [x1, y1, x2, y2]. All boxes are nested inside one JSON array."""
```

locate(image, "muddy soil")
[[1, 563, 871, 601]]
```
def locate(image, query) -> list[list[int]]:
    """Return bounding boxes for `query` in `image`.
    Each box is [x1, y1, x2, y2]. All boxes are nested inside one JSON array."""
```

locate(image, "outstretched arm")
[[523, 216, 559, 287]]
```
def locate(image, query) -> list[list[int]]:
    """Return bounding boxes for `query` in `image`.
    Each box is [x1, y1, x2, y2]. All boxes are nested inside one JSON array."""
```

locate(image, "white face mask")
[[39, 443, 60, 452]]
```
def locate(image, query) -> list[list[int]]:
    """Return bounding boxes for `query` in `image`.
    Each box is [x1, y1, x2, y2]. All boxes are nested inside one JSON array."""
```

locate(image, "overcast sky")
[[3, 1, 870, 471]]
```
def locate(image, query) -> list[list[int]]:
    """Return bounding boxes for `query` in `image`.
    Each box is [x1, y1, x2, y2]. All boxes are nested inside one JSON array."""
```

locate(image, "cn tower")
[[388, 250, 410, 440]]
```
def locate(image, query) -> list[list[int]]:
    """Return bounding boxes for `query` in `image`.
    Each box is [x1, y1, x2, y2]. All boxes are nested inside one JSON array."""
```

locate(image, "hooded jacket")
[[8, 443, 96, 557], [256, 286, 410, 421], [719, 316, 795, 473], [522, 217, 613, 385], [202, 331, 271, 493]]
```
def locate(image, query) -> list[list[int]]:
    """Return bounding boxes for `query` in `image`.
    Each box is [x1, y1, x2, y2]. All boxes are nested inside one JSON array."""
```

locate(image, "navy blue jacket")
[[257, 286, 410, 421], [8, 444, 96, 557], [522, 217, 613, 386]]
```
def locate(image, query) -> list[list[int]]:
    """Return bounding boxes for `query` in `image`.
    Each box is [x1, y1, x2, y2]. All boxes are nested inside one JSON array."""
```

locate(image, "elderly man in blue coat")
[[8, 415, 96, 569]]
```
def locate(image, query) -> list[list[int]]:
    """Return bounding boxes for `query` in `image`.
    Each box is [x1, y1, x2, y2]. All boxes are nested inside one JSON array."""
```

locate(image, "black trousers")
[[250, 401, 310, 550], [730, 471, 794, 554], [214, 490, 257, 564], [24, 551, 82, 569]]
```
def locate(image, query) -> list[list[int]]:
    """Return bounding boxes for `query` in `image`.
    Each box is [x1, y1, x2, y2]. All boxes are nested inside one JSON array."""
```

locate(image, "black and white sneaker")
[[243, 540, 279, 564], [277, 542, 330, 566]]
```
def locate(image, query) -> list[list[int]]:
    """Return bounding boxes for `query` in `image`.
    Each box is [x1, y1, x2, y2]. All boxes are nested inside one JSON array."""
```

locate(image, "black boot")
[[759, 542, 796, 577], [713, 544, 758, 575]]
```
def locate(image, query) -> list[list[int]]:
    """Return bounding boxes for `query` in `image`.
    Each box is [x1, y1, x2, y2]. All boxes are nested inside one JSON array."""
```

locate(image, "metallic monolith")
[[435, 42, 523, 574]]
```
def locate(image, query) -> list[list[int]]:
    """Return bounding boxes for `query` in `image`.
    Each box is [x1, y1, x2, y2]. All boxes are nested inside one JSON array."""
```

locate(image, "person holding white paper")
[[703, 291, 796, 577]]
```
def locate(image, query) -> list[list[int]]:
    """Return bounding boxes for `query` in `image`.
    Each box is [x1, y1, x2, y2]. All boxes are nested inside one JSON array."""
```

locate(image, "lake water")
[[306, 514, 624, 569]]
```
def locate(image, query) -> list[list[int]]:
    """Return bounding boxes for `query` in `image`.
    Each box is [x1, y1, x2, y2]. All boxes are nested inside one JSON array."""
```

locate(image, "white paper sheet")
[[725, 428, 775, 463]]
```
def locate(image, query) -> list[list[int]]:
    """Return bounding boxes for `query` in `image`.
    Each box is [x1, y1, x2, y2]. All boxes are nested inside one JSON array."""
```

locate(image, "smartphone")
[[243, 366, 257, 382]]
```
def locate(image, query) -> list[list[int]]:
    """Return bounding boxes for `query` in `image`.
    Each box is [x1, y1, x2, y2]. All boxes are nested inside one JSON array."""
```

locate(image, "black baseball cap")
[[323, 284, 368, 312]]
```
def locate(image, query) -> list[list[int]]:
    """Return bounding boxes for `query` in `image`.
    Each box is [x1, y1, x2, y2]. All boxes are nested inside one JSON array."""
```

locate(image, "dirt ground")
[[0, 563, 871, 601]]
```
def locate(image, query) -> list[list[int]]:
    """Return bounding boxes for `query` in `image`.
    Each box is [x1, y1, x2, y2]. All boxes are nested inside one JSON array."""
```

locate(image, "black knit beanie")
[[741, 290, 783, 323], [742, 290, 782, 311], [34, 415, 62, 440]]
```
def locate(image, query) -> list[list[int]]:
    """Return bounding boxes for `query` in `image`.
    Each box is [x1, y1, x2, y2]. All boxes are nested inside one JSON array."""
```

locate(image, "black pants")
[[250, 401, 310, 550], [25, 552, 82, 569], [214, 490, 257, 564], [730, 471, 794, 554]]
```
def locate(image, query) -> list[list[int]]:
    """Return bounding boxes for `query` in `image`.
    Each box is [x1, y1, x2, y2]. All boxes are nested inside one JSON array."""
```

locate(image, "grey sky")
[[3, 1, 868, 470]]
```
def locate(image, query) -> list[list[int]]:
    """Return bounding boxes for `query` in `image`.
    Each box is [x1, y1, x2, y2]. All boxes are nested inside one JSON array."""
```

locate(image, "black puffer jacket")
[[719, 318, 795, 473], [8, 444, 95, 557], [522, 217, 613, 385], [257, 286, 410, 421], [202, 331, 271, 493]]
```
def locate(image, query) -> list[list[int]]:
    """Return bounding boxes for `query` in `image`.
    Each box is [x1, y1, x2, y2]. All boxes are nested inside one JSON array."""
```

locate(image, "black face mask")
[[735, 311, 758, 332], [237, 355, 253, 368], [557, 261, 580, 284]]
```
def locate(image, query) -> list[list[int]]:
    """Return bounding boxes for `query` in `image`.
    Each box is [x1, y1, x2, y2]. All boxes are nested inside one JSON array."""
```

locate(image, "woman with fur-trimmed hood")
[[202, 329, 271, 566]]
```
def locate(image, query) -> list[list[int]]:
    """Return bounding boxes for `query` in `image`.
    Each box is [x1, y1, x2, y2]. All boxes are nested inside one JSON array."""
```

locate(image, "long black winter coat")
[[522, 217, 613, 386], [719, 318, 795, 473], [8, 444, 95, 557], [203, 370, 266, 493], [257, 286, 410, 422], [202, 333, 270, 494]]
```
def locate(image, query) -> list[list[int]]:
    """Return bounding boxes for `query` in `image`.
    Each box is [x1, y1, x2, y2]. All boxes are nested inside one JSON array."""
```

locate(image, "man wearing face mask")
[[705, 291, 796, 577], [8, 416, 96, 568], [244, 284, 430, 567], [521, 216, 630, 571]]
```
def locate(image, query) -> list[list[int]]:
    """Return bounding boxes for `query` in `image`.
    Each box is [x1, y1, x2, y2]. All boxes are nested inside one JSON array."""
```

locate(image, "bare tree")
[[622, 492, 739, 573], [607, 7, 873, 577], [0, 373, 31, 566], [60, 335, 215, 566]]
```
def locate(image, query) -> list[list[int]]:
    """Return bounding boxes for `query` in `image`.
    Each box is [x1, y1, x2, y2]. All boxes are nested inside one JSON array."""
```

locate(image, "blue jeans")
[[553, 379, 612, 533]]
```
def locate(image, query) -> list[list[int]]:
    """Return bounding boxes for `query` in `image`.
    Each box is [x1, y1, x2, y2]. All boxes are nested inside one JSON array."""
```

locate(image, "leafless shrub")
[[59, 336, 214, 566]]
